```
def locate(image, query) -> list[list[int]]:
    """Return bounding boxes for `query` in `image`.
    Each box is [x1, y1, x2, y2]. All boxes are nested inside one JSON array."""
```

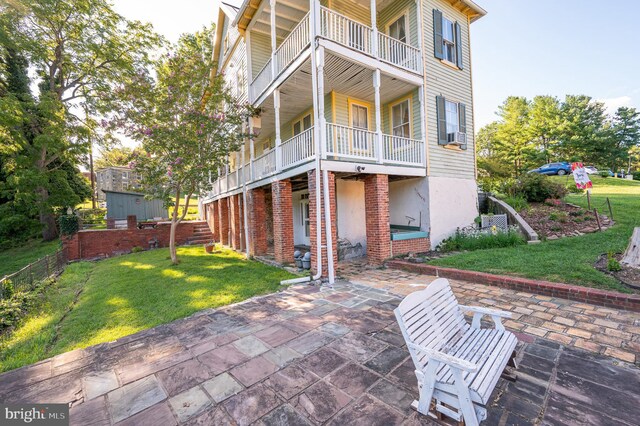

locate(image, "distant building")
[[96, 166, 142, 201], [103, 190, 166, 221]]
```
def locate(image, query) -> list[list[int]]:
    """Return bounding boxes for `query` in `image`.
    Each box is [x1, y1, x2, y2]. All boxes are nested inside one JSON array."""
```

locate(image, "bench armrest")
[[407, 342, 478, 373], [459, 305, 511, 330]]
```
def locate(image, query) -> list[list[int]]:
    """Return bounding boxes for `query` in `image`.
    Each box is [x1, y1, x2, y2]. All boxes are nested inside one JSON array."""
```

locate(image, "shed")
[[103, 190, 166, 220]]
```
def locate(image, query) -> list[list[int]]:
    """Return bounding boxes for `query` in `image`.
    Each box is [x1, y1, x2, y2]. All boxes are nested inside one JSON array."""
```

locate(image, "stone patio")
[[0, 278, 639, 425]]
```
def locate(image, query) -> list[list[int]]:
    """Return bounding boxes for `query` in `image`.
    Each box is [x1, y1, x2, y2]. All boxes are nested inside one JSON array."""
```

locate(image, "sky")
[[110, 0, 640, 133]]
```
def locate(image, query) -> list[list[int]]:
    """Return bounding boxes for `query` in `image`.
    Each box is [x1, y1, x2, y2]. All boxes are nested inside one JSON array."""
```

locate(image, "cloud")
[[598, 95, 632, 115]]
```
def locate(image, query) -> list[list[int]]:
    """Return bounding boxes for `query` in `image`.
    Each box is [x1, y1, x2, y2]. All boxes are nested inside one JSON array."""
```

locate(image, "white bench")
[[394, 278, 518, 426]]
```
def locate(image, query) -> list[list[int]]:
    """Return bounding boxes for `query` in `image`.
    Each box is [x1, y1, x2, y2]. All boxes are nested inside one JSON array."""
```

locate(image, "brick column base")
[[272, 180, 294, 264], [248, 187, 268, 256], [218, 197, 230, 246], [308, 170, 337, 277], [230, 194, 242, 250], [365, 174, 391, 264]]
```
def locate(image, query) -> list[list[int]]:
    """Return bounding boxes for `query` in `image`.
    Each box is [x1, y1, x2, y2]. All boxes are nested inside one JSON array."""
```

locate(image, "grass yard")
[[0, 240, 60, 278], [0, 246, 294, 372], [429, 176, 640, 292]]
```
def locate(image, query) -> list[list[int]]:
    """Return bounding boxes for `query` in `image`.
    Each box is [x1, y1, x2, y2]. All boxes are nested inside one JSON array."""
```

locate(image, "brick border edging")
[[385, 260, 640, 312]]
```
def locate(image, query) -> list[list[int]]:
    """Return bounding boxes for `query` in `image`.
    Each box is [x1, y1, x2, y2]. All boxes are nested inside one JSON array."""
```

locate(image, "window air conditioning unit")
[[447, 132, 466, 146]]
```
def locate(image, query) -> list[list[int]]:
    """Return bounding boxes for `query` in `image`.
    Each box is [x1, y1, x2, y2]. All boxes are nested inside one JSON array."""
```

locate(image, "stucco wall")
[[336, 179, 367, 249], [427, 176, 478, 245], [388, 178, 430, 230]]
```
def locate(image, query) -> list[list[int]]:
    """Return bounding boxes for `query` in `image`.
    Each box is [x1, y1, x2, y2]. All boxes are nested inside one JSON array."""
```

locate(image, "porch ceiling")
[[254, 53, 419, 145]]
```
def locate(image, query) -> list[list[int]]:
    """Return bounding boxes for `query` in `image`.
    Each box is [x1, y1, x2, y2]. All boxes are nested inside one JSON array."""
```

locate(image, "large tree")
[[606, 107, 640, 173], [529, 95, 561, 164], [3, 0, 161, 240], [494, 96, 534, 177], [113, 27, 252, 264]]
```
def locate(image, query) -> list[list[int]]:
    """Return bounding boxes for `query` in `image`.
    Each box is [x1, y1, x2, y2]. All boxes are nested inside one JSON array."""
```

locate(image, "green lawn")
[[0, 246, 294, 372], [429, 176, 640, 292], [0, 240, 60, 278]]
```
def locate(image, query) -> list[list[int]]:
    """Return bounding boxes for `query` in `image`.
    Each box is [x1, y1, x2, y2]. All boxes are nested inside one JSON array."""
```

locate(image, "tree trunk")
[[621, 227, 640, 268], [169, 219, 178, 264], [38, 187, 58, 241]]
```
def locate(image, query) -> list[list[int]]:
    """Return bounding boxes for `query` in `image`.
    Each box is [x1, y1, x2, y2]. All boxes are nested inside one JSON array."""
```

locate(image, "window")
[[293, 113, 312, 136], [433, 10, 463, 69], [445, 100, 459, 140], [436, 95, 467, 149], [391, 99, 411, 138], [350, 103, 369, 151], [388, 15, 407, 43]]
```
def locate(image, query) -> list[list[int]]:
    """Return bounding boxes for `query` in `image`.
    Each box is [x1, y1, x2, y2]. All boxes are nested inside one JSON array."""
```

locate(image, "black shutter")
[[455, 22, 463, 69], [436, 96, 447, 145], [458, 103, 467, 150], [433, 10, 444, 60]]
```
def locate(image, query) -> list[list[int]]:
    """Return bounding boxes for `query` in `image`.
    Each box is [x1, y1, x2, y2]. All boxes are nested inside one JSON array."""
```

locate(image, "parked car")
[[584, 166, 599, 175], [528, 162, 572, 176]]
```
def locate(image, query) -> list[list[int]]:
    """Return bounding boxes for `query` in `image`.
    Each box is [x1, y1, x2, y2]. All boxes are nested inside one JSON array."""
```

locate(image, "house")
[[201, 0, 486, 283], [96, 166, 143, 201], [103, 190, 166, 221]]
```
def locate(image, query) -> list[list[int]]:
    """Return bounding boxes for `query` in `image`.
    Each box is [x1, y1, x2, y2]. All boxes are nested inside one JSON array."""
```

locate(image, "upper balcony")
[[247, 1, 423, 104]]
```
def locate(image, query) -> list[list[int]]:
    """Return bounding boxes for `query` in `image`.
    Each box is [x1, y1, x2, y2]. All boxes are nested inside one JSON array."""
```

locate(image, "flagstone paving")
[[0, 279, 638, 425], [339, 260, 640, 365]]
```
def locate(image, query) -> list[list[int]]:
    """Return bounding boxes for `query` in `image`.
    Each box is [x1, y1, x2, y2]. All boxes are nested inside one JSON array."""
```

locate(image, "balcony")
[[207, 124, 425, 199], [249, 6, 421, 103]]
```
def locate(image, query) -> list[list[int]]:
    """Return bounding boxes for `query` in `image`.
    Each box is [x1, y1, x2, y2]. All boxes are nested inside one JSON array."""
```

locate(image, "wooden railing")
[[275, 12, 311, 76], [0, 249, 66, 300], [253, 149, 277, 180], [320, 7, 372, 55], [250, 58, 273, 101], [378, 33, 421, 73], [325, 123, 377, 161], [281, 127, 315, 169], [383, 134, 425, 166]]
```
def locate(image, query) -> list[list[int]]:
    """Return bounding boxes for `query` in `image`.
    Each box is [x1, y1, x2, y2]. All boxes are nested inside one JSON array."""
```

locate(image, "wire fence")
[[0, 249, 67, 300]]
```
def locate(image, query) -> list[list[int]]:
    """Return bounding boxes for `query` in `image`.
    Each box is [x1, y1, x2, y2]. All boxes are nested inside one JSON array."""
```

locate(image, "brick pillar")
[[308, 170, 337, 277], [248, 187, 268, 256], [230, 194, 242, 250], [364, 174, 391, 264], [272, 180, 294, 264], [238, 195, 245, 252], [210, 201, 219, 242], [218, 197, 230, 246], [127, 215, 137, 229]]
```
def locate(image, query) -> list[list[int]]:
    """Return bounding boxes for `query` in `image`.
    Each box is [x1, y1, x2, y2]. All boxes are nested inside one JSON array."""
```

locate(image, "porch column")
[[316, 46, 326, 159], [218, 197, 230, 246], [374, 69, 383, 164], [308, 170, 337, 276], [270, 0, 277, 75], [370, 0, 378, 56], [271, 179, 294, 263], [419, 85, 427, 168], [210, 201, 219, 242], [248, 187, 268, 256], [230, 194, 242, 250], [274, 89, 282, 171], [249, 117, 256, 180], [364, 174, 391, 264]]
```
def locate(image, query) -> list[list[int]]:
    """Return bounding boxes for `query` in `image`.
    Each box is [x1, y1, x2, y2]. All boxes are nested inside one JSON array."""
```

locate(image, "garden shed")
[[103, 190, 166, 220]]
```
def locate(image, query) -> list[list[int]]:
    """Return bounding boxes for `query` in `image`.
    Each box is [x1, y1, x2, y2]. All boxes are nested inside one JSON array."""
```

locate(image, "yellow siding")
[[250, 32, 271, 79], [422, 0, 475, 180], [327, 0, 371, 25], [378, 0, 419, 47], [382, 88, 421, 139]]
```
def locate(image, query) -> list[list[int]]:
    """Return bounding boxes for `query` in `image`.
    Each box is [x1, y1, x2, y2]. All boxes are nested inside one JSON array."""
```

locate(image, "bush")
[[501, 195, 528, 212], [549, 212, 569, 222], [58, 215, 80, 236], [607, 252, 622, 272], [437, 226, 526, 252], [599, 171, 610, 178], [0, 280, 51, 332], [566, 183, 584, 194], [509, 174, 568, 202], [632, 173, 640, 181]]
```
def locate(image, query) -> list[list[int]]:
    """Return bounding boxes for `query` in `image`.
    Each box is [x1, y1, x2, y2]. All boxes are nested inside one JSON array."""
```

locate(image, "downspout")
[[242, 122, 250, 256]]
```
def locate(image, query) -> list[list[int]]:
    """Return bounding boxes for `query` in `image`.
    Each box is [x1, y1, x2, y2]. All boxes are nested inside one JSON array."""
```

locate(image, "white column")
[[419, 84, 426, 167], [316, 46, 326, 159], [370, 0, 378, 57], [270, 0, 277, 76], [249, 118, 256, 180], [313, 0, 321, 38], [246, 31, 253, 102], [374, 69, 383, 164], [274, 89, 282, 171]]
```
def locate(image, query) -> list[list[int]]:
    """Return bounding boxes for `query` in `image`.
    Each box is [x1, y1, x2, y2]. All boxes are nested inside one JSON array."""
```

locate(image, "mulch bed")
[[518, 201, 612, 240], [594, 253, 640, 292]]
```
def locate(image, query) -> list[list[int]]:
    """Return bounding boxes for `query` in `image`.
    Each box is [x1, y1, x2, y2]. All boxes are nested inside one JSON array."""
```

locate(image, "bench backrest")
[[395, 278, 468, 352]]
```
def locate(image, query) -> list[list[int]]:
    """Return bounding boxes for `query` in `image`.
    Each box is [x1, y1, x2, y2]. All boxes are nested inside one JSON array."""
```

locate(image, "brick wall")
[[248, 187, 268, 256], [391, 237, 430, 257], [230, 194, 242, 250], [272, 180, 294, 264], [218, 197, 230, 246], [309, 170, 337, 277], [63, 221, 207, 261], [364, 174, 391, 264]]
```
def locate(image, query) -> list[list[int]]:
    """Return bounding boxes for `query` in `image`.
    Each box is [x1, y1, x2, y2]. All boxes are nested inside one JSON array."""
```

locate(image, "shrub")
[[544, 198, 563, 207], [501, 195, 529, 212], [599, 171, 610, 178], [59, 215, 80, 236], [0, 280, 51, 332], [566, 183, 584, 194], [632, 173, 640, 181], [607, 252, 622, 272], [510, 174, 568, 202], [437, 226, 526, 252], [549, 212, 568, 222]]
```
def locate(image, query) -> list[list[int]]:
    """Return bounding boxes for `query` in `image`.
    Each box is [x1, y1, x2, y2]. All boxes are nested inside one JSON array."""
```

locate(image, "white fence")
[[382, 134, 424, 166], [325, 123, 377, 161], [378, 33, 421, 73], [253, 149, 277, 180], [275, 13, 311, 76], [281, 127, 315, 169], [320, 7, 372, 55], [250, 59, 273, 101]]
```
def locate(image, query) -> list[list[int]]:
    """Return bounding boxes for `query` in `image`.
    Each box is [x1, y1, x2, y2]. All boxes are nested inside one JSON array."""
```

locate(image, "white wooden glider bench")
[[394, 278, 518, 426]]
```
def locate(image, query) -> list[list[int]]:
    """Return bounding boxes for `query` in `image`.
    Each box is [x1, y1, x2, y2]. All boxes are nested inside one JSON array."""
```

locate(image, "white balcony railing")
[[281, 127, 315, 169], [383, 134, 425, 166], [378, 33, 421, 73], [250, 58, 272, 101], [253, 149, 277, 180], [320, 7, 372, 55], [227, 170, 238, 190], [325, 123, 376, 161], [275, 12, 311, 76]]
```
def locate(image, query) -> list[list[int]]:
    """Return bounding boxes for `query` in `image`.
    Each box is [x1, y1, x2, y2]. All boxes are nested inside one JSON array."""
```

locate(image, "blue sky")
[[470, 0, 640, 127], [112, 0, 640, 132]]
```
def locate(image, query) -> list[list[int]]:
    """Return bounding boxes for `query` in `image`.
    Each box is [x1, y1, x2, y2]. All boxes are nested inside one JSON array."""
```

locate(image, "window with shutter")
[[434, 10, 463, 69], [437, 96, 468, 149]]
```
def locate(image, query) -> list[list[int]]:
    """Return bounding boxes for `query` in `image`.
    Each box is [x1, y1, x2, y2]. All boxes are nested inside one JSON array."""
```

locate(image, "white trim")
[[385, 8, 410, 45], [321, 160, 426, 176]]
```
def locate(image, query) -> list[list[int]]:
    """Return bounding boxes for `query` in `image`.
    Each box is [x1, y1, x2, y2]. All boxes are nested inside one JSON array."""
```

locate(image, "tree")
[[4, 0, 161, 240], [94, 146, 137, 170], [556, 95, 608, 164], [607, 107, 640, 173], [494, 96, 534, 177], [113, 27, 252, 264], [529, 95, 561, 163]]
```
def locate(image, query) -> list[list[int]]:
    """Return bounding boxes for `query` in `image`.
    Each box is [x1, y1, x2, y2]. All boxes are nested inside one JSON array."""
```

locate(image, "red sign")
[[571, 162, 592, 189]]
